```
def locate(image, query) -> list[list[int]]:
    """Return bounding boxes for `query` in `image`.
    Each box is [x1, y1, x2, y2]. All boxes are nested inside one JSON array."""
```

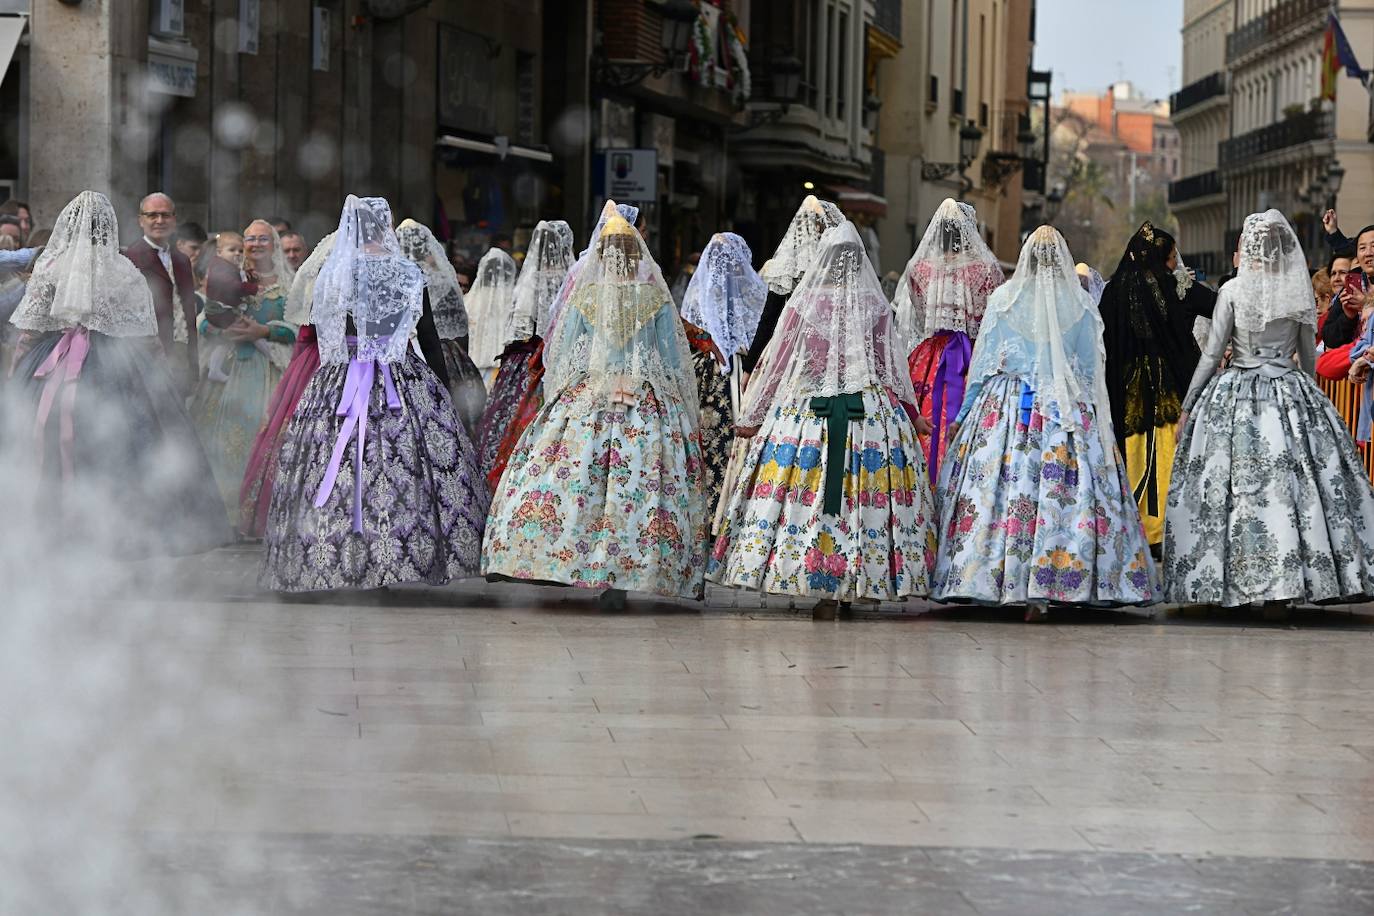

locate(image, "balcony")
[[873, 0, 901, 43], [1169, 170, 1222, 204], [1225, 0, 1327, 64], [1219, 109, 1331, 168], [1170, 71, 1227, 118]]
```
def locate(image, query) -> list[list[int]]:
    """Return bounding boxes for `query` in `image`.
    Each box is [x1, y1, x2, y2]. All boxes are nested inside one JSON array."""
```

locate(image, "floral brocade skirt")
[[482, 378, 708, 598], [693, 348, 733, 527], [475, 338, 540, 479], [260, 349, 488, 592], [707, 385, 937, 601], [932, 374, 1158, 608], [1164, 368, 1374, 606]]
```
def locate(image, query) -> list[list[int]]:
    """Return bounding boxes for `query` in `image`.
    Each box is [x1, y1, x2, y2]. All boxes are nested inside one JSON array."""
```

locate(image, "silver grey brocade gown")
[[1163, 290, 1374, 606]]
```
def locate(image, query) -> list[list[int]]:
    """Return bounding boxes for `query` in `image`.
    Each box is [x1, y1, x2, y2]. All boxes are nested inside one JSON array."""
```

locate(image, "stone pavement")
[[12, 544, 1374, 914]]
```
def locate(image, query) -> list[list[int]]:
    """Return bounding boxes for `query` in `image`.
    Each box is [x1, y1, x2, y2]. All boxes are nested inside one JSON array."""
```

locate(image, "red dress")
[[237, 325, 322, 538]]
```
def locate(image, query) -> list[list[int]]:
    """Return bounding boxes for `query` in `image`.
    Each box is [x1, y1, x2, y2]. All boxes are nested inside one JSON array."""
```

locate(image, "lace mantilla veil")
[[283, 231, 338, 326], [1229, 209, 1314, 332], [11, 190, 157, 338], [396, 219, 468, 341], [545, 201, 641, 335], [892, 198, 1003, 347], [758, 195, 844, 296], [312, 195, 424, 366], [680, 231, 767, 367], [506, 219, 575, 346], [1075, 262, 1106, 306], [466, 247, 519, 368], [968, 225, 1117, 466], [739, 221, 915, 428], [543, 214, 698, 426]]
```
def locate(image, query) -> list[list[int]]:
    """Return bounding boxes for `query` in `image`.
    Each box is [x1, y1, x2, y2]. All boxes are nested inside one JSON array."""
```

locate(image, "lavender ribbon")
[[314, 356, 401, 533], [928, 331, 972, 483], [32, 326, 91, 481]]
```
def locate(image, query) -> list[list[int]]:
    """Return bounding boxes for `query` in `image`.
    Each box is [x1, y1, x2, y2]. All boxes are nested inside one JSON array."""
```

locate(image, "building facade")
[[1169, 0, 1231, 278], [1173, 0, 1374, 268], [871, 0, 1034, 274]]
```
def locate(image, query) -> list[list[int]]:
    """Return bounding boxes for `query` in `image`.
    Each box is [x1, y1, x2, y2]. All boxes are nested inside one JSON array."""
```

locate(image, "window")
[[949, 0, 959, 112]]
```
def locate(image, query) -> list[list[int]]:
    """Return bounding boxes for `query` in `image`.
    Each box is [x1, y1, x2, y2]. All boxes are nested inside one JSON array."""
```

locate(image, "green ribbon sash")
[[809, 392, 865, 516]]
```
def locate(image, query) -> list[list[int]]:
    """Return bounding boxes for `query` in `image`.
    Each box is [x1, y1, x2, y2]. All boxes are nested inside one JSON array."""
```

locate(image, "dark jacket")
[[124, 237, 199, 381]]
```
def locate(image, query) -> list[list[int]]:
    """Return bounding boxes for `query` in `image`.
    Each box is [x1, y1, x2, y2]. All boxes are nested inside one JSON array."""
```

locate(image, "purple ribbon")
[[314, 356, 402, 533], [928, 331, 972, 484], [33, 326, 92, 482]]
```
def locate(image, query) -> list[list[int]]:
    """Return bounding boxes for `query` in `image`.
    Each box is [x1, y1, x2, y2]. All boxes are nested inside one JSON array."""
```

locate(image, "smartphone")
[[1346, 270, 1366, 300], [1193, 269, 1207, 282]]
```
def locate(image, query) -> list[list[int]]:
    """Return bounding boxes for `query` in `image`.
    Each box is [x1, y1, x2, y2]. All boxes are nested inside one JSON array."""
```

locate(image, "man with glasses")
[[124, 192, 200, 395]]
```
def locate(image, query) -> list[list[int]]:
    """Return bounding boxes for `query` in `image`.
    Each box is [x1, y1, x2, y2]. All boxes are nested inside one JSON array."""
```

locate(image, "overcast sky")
[[1034, 0, 1185, 102]]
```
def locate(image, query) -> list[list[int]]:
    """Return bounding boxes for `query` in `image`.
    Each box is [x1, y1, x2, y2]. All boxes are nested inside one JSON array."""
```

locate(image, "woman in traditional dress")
[[893, 198, 1004, 485], [463, 247, 519, 386], [1098, 221, 1216, 554], [1076, 263, 1106, 305], [475, 220, 574, 477], [260, 195, 486, 592], [485, 202, 640, 491], [679, 232, 767, 531], [709, 222, 937, 619], [396, 218, 487, 435], [741, 195, 844, 376], [6, 190, 227, 556], [236, 231, 336, 538], [189, 219, 296, 518], [483, 210, 705, 608], [1166, 210, 1374, 609], [933, 226, 1157, 621]]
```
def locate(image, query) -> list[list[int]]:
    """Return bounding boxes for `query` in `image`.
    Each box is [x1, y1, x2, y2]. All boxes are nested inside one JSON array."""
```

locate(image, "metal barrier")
[[1317, 375, 1374, 481]]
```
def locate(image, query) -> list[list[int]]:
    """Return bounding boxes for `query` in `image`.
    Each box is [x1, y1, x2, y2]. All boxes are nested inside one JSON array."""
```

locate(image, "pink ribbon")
[[32, 326, 91, 481], [314, 356, 401, 533]]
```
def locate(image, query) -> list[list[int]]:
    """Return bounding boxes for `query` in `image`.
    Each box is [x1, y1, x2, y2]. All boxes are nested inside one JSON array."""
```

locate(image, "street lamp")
[[593, 0, 700, 89], [957, 120, 984, 200], [740, 53, 803, 129], [1046, 184, 1065, 223], [660, 0, 700, 66], [1326, 159, 1345, 208]]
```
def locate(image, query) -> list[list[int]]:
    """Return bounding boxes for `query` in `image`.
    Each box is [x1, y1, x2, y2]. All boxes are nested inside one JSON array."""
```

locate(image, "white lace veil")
[[968, 226, 1116, 463], [739, 221, 915, 428], [1230, 209, 1314, 332], [892, 198, 1002, 345], [758, 195, 845, 296], [543, 214, 698, 425], [506, 219, 574, 346], [11, 191, 156, 338], [1075, 262, 1106, 305], [396, 219, 467, 341], [465, 247, 519, 369], [283, 231, 337, 326], [681, 232, 767, 364], [546, 201, 641, 335], [313, 195, 424, 366], [244, 219, 295, 299]]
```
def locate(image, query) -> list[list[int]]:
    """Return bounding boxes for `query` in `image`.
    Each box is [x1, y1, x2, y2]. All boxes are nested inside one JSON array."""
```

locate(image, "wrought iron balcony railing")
[[1170, 71, 1227, 117], [1169, 169, 1222, 204], [1225, 0, 1327, 63], [1219, 109, 1331, 168]]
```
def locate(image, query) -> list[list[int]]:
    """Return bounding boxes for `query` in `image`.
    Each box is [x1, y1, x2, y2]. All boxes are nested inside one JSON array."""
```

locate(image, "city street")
[[26, 544, 1374, 914]]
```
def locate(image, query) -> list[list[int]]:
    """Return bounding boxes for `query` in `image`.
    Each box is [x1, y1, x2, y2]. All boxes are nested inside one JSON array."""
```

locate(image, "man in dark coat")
[[124, 192, 199, 393]]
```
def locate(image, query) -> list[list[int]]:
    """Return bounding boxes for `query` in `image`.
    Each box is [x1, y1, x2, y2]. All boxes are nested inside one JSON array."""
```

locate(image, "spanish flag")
[[1322, 13, 1368, 101]]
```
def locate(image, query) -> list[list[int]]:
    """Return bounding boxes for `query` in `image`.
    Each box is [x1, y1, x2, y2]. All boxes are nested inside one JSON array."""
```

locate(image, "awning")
[[828, 183, 888, 218], [436, 135, 553, 164], [0, 15, 27, 82]]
